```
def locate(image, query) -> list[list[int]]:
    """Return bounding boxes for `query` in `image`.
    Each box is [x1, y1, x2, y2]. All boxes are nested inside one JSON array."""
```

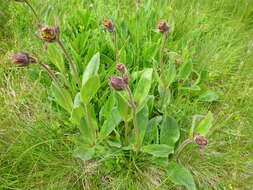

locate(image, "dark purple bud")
[[109, 76, 127, 91], [178, 79, 184, 83], [123, 76, 129, 85], [38, 24, 60, 43], [102, 19, 115, 32], [194, 134, 208, 148], [157, 21, 170, 34], [116, 63, 126, 74], [11, 52, 36, 67]]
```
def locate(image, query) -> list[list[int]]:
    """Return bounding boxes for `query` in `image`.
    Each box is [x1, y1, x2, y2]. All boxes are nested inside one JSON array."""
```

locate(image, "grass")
[[1, 0, 253, 189]]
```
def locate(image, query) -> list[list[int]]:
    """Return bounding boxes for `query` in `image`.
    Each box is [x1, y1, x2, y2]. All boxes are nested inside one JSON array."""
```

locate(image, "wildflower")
[[194, 134, 208, 148], [109, 76, 127, 91], [102, 19, 115, 32], [11, 52, 36, 67], [38, 24, 60, 42], [116, 63, 126, 74], [158, 21, 170, 34]]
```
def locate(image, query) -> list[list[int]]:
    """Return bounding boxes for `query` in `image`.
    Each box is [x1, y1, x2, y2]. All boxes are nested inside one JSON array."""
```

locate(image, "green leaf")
[[167, 161, 196, 190], [199, 90, 219, 102], [99, 107, 121, 140], [136, 104, 149, 146], [195, 70, 208, 85], [134, 68, 153, 106], [142, 144, 174, 157], [144, 116, 162, 144], [164, 63, 176, 87], [195, 112, 213, 136], [80, 75, 100, 104], [79, 117, 93, 144], [160, 117, 180, 147], [116, 92, 130, 121], [73, 146, 95, 161], [70, 93, 84, 125], [99, 94, 116, 121], [51, 83, 73, 113], [82, 52, 100, 85], [48, 43, 65, 72], [178, 61, 192, 80]]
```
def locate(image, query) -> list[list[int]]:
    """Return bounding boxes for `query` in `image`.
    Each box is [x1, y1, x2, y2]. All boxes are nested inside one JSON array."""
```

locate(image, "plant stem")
[[159, 32, 168, 81], [125, 86, 140, 150], [24, 0, 40, 23], [113, 31, 118, 64], [56, 39, 81, 88], [174, 138, 193, 161], [37, 62, 61, 88]]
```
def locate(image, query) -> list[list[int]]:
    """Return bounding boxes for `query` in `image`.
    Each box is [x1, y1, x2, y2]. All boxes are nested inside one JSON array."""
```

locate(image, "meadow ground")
[[1, 0, 253, 189]]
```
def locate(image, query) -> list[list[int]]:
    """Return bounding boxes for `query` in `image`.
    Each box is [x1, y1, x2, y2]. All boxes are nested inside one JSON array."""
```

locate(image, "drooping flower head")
[[194, 134, 208, 148], [109, 76, 127, 91], [116, 63, 126, 74], [157, 21, 170, 34], [11, 52, 36, 67], [38, 24, 60, 42], [102, 19, 115, 32]]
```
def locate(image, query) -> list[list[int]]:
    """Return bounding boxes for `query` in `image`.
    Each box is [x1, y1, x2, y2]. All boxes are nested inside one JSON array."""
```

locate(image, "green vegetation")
[[1, 0, 253, 189]]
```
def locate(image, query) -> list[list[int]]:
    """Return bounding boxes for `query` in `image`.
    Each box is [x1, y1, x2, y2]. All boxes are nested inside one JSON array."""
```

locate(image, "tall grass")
[[1, 0, 253, 189]]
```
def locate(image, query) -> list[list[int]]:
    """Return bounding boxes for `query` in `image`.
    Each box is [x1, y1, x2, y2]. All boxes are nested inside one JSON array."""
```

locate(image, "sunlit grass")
[[1, 0, 253, 189]]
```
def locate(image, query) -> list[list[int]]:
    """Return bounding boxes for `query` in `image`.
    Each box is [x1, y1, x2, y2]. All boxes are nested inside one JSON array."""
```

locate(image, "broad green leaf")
[[116, 92, 130, 121], [178, 61, 192, 80], [82, 52, 100, 85], [142, 144, 174, 157], [146, 95, 154, 114], [73, 146, 95, 161], [80, 75, 100, 104], [48, 43, 65, 72], [167, 161, 196, 190], [164, 63, 176, 87], [144, 116, 162, 144], [99, 107, 121, 140], [198, 90, 219, 102], [158, 87, 171, 111], [160, 117, 180, 147], [134, 68, 153, 106], [99, 94, 116, 121], [136, 104, 149, 146], [70, 93, 84, 125], [79, 117, 93, 144], [195, 70, 208, 85], [195, 112, 213, 136], [51, 83, 73, 113]]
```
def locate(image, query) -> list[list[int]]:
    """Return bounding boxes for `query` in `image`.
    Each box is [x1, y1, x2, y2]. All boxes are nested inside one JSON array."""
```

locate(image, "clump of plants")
[[10, 1, 217, 189]]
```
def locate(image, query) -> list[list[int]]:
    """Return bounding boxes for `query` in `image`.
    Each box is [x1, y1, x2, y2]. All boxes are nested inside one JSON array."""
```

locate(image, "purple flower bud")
[[109, 76, 127, 91], [194, 134, 208, 148], [11, 52, 36, 67], [38, 24, 60, 43], [157, 21, 170, 34], [102, 19, 115, 32], [116, 63, 126, 74]]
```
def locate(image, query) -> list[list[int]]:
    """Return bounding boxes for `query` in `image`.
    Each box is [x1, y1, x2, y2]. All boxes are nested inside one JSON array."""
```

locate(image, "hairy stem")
[[113, 31, 118, 64], [174, 138, 193, 161], [159, 32, 168, 81], [56, 39, 81, 88], [37, 62, 61, 88], [24, 0, 40, 23], [125, 86, 139, 149]]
